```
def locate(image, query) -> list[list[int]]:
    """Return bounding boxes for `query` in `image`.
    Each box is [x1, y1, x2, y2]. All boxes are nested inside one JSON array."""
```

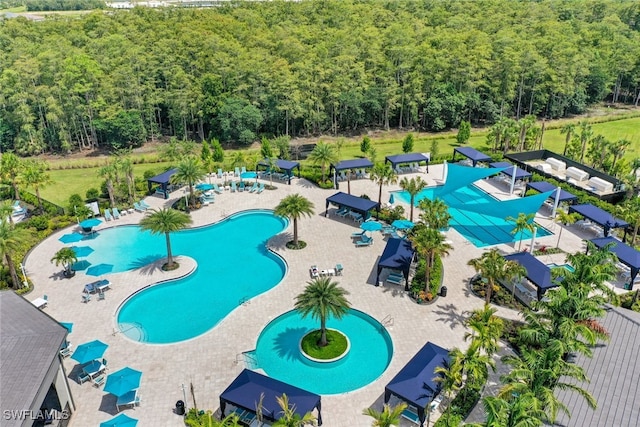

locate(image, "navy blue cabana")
[[384, 342, 450, 427], [489, 162, 531, 179], [220, 369, 322, 425], [453, 147, 492, 166], [568, 204, 629, 237], [325, 192, 379, 220], [590, 237, 640, 289], [330, 159, 374, 188], [257, 159, 301, 184], [504, 252, 557, 300], [385, 153, 430, 172], [526, 181, 578, 203], [146, 168, 177, 199], [376, 238, 415, 289]]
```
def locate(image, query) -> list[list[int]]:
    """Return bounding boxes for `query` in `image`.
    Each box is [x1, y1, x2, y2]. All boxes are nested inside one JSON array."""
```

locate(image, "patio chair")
[[401, 406, 420, 425], [112, 207, 121, 219], [234, 167, 241, 177], [335, 207, 349, 217], [133, 202, 145, 212], [104, 208, 113, 221], [59, 347, 72, 358], [78, 372, 91, 384], [98, 291, 105, 301], [351, 230, 366, 238], [310, 266, 319, 278], [93, 374, 106, 388], [335, 264, 344, 275], [217, 168, 223, 178], [139, 200, 152, 209], [12, 204, 27, 216], [241, 166, 247, 174], [212, 184, 223, 194], [238, 182, 245, 192], [356, 235, 373, 247], [248, 182, 258, 193], [82, 293, 91, 303], [230, 181, 237, 193], [256, 183, 265, 194]]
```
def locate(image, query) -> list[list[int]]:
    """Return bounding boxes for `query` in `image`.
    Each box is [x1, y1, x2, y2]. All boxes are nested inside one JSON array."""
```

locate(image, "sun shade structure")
[[71, 340, 108, 364], [146, 168, 177, 199], [220, 369, 322, 425], [435, 163, 503, 197], [489, 162, 531, 179], [325, 192, 379, 220], [568, 204, 629, 237], [330, 158, 374, 188], [385, 153, 430, 171], [384, 342, 449, 427], [453, 147, 492, 166], [59, 233, 85, 244], [526, 181, 577, 203], [86, 263, 114, 277], [376, 238, 415, 288], [590, 237, 640, 289], [504, 252, 557, 300], [79, 218, 102, 232], [100, 413, 138, 427], [104, 367, 142, 397], [257, 159, 301, 184]]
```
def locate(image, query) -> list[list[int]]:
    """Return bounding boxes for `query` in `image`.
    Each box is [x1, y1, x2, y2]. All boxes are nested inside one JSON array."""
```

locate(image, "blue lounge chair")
[[112, 207, 121, 219], [248, 182, 258, 193], [217, 168, 223, 178], [133, 202, 145, 212], [234, 167, 241, 177], [239, 182, 245, 192], [230, 181, 237, 193], [356, 235, 373, 247], [337, 208, 349, 217], [139, 200, 152, 209], [241, 166, 247, 174], [212, 184, 223, 194], [104, 208, 113, 221], [351, 230, 366, 238], [335, 264, 344, 275], [256, 183, 265, 194]]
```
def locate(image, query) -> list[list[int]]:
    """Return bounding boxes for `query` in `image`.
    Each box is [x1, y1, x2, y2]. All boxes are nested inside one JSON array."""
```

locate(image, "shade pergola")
[[146, 168, 177, 199], [590, 236, 640, 289], [330, 159, 374, 189], [325, 192, 379, 220], [257, 159, 301, 184], [526, 181, 578, 203], [489, 162, 531, 179], [385, 153, 430, 172], [220, 369, 322, 425], [453, 147, 492, 166], [376, 238, 415, 289], [384, 342, 449, 427], [504, 252, 557, 300], [568, 204, 629, 237]]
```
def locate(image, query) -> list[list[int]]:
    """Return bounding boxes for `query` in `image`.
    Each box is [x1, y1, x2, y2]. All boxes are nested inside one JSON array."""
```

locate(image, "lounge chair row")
[[217, 167, 249, 178], [355, 234, 373, 247], [133, 200, 152, 212], [309, 264, 344, 278], [230, 181, 265, 194], [386, 272, 404, 285], [335, 207, 364, 223]]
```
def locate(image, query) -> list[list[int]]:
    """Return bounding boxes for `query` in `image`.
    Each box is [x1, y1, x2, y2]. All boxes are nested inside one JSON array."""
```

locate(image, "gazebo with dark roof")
[[257, 159, 301, 185], [568, 204, 629, 237], [376, 238, 415, 290], [526, 181, 578, 203], [329, 159, 374, 189], [220, 369, 322, 425], [453, 147, 492, 166], [489, 162, 532, 179], [146, 168, 178, 199], [504, 252, 557, 300], [590, 236, 640, 289], [325, 192, 379, 220], [385, 153, 430, 172]]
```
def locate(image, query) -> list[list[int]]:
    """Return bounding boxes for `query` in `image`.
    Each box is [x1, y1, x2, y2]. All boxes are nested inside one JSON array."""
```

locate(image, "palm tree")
[[468, 249, 526, 304], [119, 154, 136, 205], [98, 163, 117, 208], [409, 226, 452, 293], [0, 152, 23, 200], [577, 120, 593, 163], [399, 176, 427, 222], [434, 349, 464, 418], [173, 157, 206, 208], [617, 198, 640, 245], [294, 277, 351, 347], [565, 241, 618, 300], [274, 194, 314, 247], [464, 305, 504, 359], [22, 159, 53, 214], [51, 247, 79, 279], [554, 210, 580, 248], [369, 163, 398, 206], [362, 402, 407, 427], [0, 201, 15, 225], [506, 212, 535, 252], [308, 141, 337, 183], [139, 208, 192, 270], [559, 123, 575, 156], [467, 393, 546, 427], [417, 198, 451, 230], [0, 219, 29, 288], [272, 394, 317, 427], [184, 411, 240, 427]]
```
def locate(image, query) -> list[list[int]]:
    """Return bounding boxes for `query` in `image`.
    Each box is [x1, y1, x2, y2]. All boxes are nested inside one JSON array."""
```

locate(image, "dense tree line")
[[0, 0, 639, 155], [24, 0, 105, 11]]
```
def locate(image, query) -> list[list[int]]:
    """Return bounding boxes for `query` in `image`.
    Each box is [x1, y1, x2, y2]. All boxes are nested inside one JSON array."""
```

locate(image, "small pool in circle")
[[252, 309, 393, 394]]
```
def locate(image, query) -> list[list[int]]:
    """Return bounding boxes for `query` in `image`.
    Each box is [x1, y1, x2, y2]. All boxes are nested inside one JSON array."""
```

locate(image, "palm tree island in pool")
[[139, 208, 192, 271]]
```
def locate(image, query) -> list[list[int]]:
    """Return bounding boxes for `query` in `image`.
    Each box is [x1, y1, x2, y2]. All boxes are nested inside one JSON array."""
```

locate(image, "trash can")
[[176, 400, 185, 416], [440, 286, 448, 297]]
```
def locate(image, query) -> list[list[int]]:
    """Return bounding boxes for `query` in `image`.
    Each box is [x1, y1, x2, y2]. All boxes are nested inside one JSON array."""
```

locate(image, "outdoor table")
[[31, 298, 47, 309], [83, 360, 105, 378]]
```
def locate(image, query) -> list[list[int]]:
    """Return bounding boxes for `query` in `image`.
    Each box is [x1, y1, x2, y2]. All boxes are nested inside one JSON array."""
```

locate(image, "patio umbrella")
[[71, 340, 108, 364], [392, 219, 414, 230], [59, 322, 73, 333], [79, 218, 102, 229], [59, 233, 84, 244], [86, 263, 114, 276], [71, 246, 94, 258], [71, 260, 91, 271], [360, 221, 383, 232], [100, 414, 138, 427], [104, 367, 143, 397], [388, 193, 395, 205]]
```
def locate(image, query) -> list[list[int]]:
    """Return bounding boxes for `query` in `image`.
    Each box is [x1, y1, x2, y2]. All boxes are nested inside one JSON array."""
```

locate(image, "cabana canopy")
[[384, 342, 449, 426], [330, 159, 374, 189], [385, 153, 430, 171], [568, 204, 629, 237], [220, 369, 322, 425], [590, 237, 640, 289], [504, 252, 557, 300], [257, 159, 301, 184], [325, 192, 379, 220], [453, 147, 492, 166], [146, 168, 177, 199], [489, 162, 531, 179], [526, 181, 578, 203], [376, 238, 415, 289]]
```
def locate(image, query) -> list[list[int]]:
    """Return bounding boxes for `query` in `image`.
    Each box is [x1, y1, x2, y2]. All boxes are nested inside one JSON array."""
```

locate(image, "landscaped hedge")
[[410, 255, 443, 302], [433, 384, 482, 427]]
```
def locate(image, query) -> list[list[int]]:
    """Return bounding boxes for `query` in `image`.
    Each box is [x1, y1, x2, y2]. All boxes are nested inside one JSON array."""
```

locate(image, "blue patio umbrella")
[[79, 218, 102, 229], [360, 221, 383, 232], [71, 246, 94, 257], [86, 263, 114, 277], [71, 340, 108, 364], [71, 260, 91, 271], [389, 193, 395, 205], [59, 322, 73, 333], [100, 414, 138, 427], [392, 219, 415, 230], [59, 233, 84, 244], [104, 367, 143, 397]]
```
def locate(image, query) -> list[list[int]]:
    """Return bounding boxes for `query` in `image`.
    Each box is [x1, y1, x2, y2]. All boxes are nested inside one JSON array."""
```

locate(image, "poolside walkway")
[[23, 164, 603, 426]]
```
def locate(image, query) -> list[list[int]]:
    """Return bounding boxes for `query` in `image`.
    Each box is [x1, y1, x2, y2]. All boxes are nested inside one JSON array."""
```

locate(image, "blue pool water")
[[547, 263, 575, 273], [253, 309, 393, 394], [241, 172, 257, 179], [396, 185, 552, 247], [90, 210, 288, 343]]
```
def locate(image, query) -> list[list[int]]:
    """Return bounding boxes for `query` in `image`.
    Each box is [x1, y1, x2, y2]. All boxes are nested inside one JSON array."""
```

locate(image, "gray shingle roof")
[[0, 291, 67, 423], [551, 305, 640, 427]]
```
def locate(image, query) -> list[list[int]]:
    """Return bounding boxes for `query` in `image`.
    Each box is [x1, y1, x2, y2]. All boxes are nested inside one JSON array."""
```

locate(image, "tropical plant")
[[617, 197, 640, 245], [468, 249, 526, 304], [22, 159, 52, 214], [456, 121, 471, 145], [0, 152, 23, 200], [361, 136, 372, 155], [50, 247, 79, 279], [410, 226, 452, 293], [506, 212, 536, 252], [272, 394, 317, 427], [98, 163, 117, 208], [399, 176, 427, 222], [565, 241, 618, 301], [200, 141, 215, 184], [184, 409, 240, 427], [370, 163, 398, 206], [0, 201, 15, 224], [559, 123, 576, 156], [0, 219, 29, 288], [466, 393, 545, 427], [554, 210, 580, 248], [274, 194, 314, 247], [139, 208, 192, 269], [402, 133, 414, 153], [172, 157, 206, 208], [308, 142, 337, 182], [362, 402, 407, 427], [294, 277, 351, 347], [464, 305, 504, 359], [417, 198, 451, 230], [434, 349, 464, 418]]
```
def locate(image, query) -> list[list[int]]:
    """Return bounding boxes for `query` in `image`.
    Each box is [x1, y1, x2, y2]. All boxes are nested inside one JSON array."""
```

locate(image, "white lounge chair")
[[112, 207, 121, 219], [104, 209, 113, 221]]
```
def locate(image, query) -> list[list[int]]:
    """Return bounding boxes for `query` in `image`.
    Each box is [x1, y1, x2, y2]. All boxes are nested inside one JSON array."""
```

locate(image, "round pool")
[[253, 309, 393, 394]]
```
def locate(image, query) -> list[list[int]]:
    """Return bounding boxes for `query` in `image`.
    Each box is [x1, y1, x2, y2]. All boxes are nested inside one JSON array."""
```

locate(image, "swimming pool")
[[396, 185, 552, 247], [252, 309, 393, 394], [241, 171, 257, 180], [103, 210, 287, 343], [547, 263, 575, 273]]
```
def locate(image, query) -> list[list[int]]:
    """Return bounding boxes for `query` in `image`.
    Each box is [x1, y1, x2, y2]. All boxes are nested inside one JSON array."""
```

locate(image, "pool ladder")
[[381, 314, 394, 327]]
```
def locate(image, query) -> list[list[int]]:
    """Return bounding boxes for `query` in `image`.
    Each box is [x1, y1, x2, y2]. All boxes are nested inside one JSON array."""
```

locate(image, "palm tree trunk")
[[485, 279, 493, 304], [319, 318, 327, 346], [293, 218, 298, 245], [378, 183, 383, 206], [556, 226, 564, 249], [36, 187, 43, 214], [409, 196, 415, 222], [347, 172, 351, 195], [6, 253, 21, 289], [165, 232, 174, 267]]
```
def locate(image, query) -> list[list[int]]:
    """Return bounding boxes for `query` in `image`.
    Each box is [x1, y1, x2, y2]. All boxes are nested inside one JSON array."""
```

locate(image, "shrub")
[[620, 290, 640, 313], [26, 215, 50, 231], [410, 255, 443, 302], [377, 206, 405, 223], [86, 188, 100, 201]]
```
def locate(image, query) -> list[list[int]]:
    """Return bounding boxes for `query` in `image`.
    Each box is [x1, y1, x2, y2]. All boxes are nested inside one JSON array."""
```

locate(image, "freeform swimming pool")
[[107, 210, 288, 343], [252, 309, 393, 394], [396, 185, 552, 247]]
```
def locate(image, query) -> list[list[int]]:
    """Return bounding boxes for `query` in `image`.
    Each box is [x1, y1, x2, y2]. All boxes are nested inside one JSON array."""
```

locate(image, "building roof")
[[504, 252, 556, 291], [146, 168, 177, 185], [526, 181, 578, 203], [453, 147, 492, 165], [551, 306, 640, 426], [325, 192, 379, 214], [331, 158, 374, 171], [385, 153, 430, 166], [376, 238, 415, 282], [0, 291, 67, 421]]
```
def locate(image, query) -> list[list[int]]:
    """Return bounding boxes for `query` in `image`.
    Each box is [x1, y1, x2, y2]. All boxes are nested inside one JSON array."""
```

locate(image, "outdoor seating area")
[[385, 153, 430, 174], [31, 295, 48, 309]]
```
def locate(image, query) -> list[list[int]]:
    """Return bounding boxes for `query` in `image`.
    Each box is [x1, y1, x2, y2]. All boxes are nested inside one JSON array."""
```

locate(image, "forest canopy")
[[0, 0, 639, 154]]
